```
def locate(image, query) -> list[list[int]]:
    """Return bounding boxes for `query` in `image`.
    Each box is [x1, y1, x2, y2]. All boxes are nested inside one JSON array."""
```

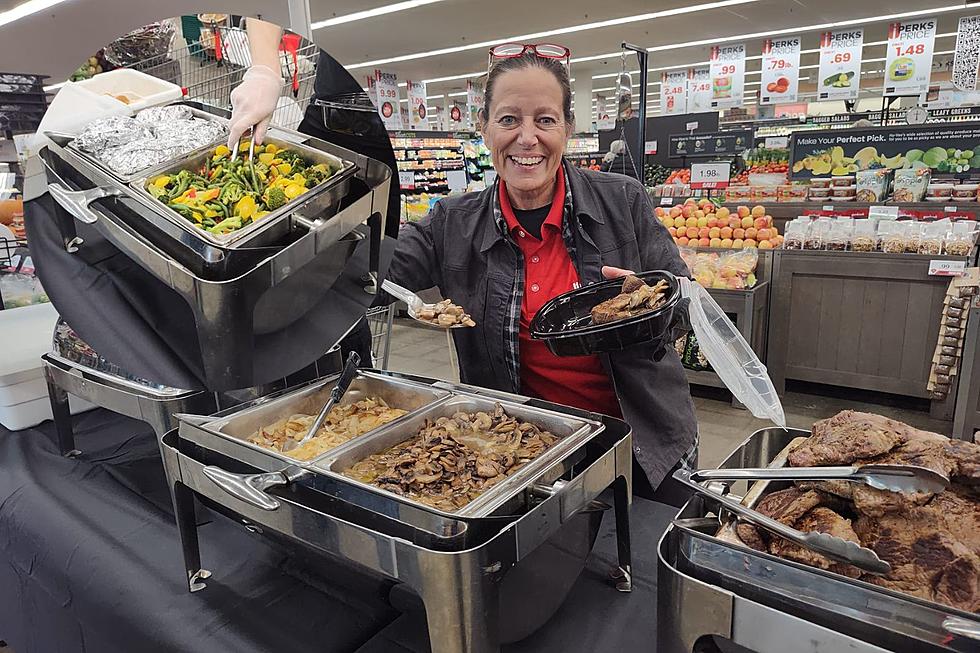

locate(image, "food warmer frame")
[[657, 427, 980, 653], [162, 370, 634, 653], [37, 101, 392, 390]]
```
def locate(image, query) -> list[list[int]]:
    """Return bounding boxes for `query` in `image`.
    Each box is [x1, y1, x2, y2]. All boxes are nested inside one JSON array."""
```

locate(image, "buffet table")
[[0, 410, 674, 653]]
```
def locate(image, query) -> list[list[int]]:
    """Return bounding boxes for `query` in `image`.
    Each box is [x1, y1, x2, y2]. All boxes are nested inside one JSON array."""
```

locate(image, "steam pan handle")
[[201, 466, 288, 511], [944, 616, 980, 642], [48, 182, 122, 225]]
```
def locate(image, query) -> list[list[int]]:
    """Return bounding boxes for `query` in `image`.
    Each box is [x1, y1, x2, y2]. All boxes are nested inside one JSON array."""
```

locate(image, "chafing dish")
[[162, 370, 633, 653], [38, 101, 392, 390], [658, 427, 980, 653]]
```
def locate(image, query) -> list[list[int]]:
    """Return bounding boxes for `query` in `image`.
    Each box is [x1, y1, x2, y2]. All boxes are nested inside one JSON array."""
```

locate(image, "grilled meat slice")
[[590, 276, 668, 325], [787, 410, 912, 467], [769, 507, 864, 579]]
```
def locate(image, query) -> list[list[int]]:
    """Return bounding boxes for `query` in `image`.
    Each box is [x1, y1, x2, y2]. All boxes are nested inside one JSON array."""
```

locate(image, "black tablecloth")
[[0, 411, 675, 652]]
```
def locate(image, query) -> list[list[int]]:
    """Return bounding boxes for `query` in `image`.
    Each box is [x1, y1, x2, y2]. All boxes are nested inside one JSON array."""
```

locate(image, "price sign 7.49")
[[690, 162, 731, 189]]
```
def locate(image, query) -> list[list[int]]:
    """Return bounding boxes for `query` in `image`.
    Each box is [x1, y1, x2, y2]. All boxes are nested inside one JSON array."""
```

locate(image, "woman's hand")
[[227, 64, 282, 148], [601, 265, 635, 279]]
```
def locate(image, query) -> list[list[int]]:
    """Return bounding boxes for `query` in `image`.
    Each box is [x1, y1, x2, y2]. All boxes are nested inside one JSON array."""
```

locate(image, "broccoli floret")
[[219, 182, 244, 205], [265, 187, 288, 210]]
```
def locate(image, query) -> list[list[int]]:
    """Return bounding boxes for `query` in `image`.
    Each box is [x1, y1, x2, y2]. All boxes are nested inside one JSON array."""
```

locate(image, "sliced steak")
[[787, 410, 911, 467], [769, 507, 863, 579]]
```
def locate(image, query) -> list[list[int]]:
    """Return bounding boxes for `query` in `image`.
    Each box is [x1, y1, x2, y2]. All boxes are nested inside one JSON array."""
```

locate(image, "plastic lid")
[[680, 277, 786, 428]]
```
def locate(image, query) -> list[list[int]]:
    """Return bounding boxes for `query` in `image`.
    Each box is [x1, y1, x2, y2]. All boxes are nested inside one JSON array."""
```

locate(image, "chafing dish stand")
[[658, 427, 980, 653], [162, 371, 634, 653]]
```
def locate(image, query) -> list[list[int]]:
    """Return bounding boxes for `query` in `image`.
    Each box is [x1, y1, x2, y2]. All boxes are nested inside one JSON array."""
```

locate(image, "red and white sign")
[[760, 36, 801, 105], [374, 70, 402, 129], [884, 18, 937, 96], [467, 80, 484, 129], [709, 43, 746, 109], [406, 80, 427, 129], [687, 66, 712, 112], [929, 259, 967, 276], [596, 94, 615, 130], [448, 101, 465, 129], [661, 70, 688, 115], [690, 162, 731, 189], [817, 29, 864, 101], [398, 170, 415, 190]]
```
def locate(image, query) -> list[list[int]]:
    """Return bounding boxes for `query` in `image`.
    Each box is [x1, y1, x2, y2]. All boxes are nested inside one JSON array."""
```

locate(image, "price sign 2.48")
[[690, 162, 731, 189]]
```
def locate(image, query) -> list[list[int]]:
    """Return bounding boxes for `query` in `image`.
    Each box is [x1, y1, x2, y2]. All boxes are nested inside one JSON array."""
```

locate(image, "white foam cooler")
[[0, 303, 94, 430]]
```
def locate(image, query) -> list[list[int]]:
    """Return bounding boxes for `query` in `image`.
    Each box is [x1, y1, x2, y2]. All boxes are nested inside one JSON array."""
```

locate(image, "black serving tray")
[[530, 270, 680, 357]]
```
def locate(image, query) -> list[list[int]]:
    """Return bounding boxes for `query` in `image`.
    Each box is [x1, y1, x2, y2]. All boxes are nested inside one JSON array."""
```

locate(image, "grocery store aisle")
[[384, 319, 949, 468]]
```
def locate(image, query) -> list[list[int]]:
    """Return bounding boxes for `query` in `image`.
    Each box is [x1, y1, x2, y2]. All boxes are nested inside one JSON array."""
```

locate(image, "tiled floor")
[[383, 318, 950, 468]]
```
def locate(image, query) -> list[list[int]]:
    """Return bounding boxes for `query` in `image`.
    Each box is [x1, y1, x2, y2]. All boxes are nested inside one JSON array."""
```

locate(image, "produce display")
[[644, 163, 672, 187], [656, 199, 783, 250], [247, 398, 408, 461], [733, 410, 980, 613], [679, 248, 758, 290], [147, 141, 340, 236], [416, 299, 476, 327], [740, 146, 790, 175], [590, 275, 669, 324], [344, 404, 560, 511], [665, 168, 691, 185]]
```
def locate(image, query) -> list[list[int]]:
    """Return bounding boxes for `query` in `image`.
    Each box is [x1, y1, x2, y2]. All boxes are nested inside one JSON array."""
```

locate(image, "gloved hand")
[[227, 64, 283, 149]]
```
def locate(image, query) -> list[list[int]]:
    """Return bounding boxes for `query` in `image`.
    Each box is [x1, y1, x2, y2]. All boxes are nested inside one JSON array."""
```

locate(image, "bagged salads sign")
[[884, 18, 937, 96], [789, 123, 980, 179]]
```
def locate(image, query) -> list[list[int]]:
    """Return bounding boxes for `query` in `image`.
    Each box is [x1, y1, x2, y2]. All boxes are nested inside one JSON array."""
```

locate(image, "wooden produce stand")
[[953, 304, 980, 441], [766, 250, 974, 419]]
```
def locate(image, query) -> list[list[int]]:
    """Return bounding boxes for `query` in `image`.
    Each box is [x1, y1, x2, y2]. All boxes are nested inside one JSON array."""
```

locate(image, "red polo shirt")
[[499, 169, 622, 418]]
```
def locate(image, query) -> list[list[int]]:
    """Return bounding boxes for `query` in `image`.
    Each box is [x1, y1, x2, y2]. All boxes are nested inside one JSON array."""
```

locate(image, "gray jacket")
[[388, 162, 697, 488]]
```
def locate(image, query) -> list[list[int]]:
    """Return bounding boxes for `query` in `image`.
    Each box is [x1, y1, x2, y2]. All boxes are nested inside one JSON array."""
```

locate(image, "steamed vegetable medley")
[[147, 141, 339, 236]]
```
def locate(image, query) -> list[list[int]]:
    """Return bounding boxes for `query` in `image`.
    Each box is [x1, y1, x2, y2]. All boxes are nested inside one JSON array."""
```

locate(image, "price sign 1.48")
[[690, 162, 731, 189]]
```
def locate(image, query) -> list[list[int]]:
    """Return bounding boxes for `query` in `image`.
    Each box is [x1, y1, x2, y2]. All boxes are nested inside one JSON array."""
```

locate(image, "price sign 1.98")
[[690, 162, 731, 189]]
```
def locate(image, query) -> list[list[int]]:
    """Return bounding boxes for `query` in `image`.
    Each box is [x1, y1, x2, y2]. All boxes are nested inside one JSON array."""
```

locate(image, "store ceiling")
[[307, 0, 976, 116]]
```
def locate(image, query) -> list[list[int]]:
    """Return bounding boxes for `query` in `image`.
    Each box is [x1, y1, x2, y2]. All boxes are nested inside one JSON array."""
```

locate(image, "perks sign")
[[374, 70, 402, 129], [709, 43, 746, 109], [884, 18, 937, 95], [661, 70, 688, 115], [760, 36, 801, 105], [817, 29, 864, 101], [688, 66, 712, 112], [406, 80, 427, 129]]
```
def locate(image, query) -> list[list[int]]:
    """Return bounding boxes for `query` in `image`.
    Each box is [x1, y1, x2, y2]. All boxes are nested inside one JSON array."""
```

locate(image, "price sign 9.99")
[[374, 69, 403, 129], [709, 43, 746, 109], [690, 162, 731, 189]]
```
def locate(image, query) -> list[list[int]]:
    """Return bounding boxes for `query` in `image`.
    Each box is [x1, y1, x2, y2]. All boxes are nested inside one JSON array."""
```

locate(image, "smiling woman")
[[387, 43, 699, 505]]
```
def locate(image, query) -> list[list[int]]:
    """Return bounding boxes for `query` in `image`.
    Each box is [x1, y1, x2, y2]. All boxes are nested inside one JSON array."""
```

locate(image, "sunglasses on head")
[[487, 43, 571, 71]]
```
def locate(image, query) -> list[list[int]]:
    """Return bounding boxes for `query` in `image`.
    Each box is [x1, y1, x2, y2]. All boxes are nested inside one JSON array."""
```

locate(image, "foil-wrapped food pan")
[[72, 116, 152, 153], [136, 104, 194, 125], [101, 138, 183, 176], [154, 118, 226, 150]]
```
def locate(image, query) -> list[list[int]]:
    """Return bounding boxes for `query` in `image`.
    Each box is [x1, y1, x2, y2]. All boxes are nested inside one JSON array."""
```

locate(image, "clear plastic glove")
[[601, 265, 635, 279], [227, 64, 283, 148]]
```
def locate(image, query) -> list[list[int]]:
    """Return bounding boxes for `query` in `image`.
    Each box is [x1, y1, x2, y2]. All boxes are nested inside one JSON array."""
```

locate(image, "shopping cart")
[[127, 21, 319, 131], [365, 305, 394, 370]]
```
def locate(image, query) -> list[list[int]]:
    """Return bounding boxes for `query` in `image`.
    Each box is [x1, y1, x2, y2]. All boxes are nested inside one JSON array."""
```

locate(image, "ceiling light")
[[0, 0, 68, 29], [312, 0, 447, 30], [345, 0, 762, 70]]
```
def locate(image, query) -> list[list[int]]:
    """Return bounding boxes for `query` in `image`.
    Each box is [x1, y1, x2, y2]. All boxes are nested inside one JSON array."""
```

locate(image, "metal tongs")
[[690, 464, 950, 495], [281, 351, 360, 453], [673, 468, 893, 575], [229, 125, 255, 164]]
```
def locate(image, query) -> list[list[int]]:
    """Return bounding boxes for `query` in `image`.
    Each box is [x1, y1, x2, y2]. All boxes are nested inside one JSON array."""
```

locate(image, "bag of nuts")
[[850, 219, 876, 252]]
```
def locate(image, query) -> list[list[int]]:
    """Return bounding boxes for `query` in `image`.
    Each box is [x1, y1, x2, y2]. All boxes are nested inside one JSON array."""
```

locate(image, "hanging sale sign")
[[596, 94, 615, 131], [884, 18, 937, 96], [374, 70, 402, 129], [406, 80, 427, 130], [760, 36, 801, 105], [448, 101, 466, 129], [661, 70, 688, 115], [467, 80, 484, 130], [816, 29, 864, 101], [687, 66, 712, 112], [709, 43, 745, 109]]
